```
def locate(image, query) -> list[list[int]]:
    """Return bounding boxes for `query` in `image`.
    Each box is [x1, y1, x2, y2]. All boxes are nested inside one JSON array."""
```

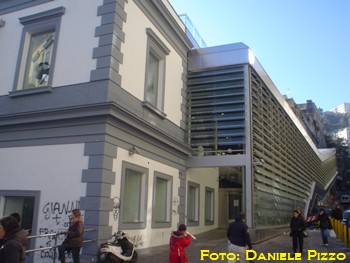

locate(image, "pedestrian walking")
[[169, 223, 193, 263], [0, 216, 26, 263], [290, 210, 306, 255], [331, 204, 343, 221], [318, 208, 332, 246], [295, 207, 304, 218], [57, 209, 84, 263], [227, 212, 252, 263]]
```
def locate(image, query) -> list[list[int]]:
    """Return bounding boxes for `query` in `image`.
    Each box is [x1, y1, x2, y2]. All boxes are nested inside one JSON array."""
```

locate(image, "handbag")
[[329, 229, 336, 238], [303, 230, 308, 237]]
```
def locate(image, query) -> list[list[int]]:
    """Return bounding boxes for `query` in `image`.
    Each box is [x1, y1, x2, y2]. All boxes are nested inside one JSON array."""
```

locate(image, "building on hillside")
[[331, 102, 350, 114], [286, 99, 327, 148], [0, 1, 337, 262], [336, 127, 350, 146]]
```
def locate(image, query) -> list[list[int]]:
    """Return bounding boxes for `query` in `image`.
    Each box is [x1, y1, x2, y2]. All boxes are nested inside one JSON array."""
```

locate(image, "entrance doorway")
[[218, 189, 242, 229]]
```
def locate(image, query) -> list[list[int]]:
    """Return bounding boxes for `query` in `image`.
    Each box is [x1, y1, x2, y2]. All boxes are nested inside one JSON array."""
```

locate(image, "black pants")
[[58, 244, 81, 263], [292, 233, 303, 253]]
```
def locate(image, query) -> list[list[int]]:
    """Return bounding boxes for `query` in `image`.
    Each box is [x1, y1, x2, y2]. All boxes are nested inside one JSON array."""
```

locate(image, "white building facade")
[[337, 127, 350, 146], [331, 102, 350, 114], [0, 1, 217, 262]]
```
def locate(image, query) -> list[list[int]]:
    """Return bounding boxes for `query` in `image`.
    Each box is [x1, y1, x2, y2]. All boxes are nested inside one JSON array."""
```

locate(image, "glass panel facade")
[[250, 67, 324, 227]]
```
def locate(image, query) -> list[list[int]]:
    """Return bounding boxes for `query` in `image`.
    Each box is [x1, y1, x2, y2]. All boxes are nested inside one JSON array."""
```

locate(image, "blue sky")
[[169, 0, 350, 111]]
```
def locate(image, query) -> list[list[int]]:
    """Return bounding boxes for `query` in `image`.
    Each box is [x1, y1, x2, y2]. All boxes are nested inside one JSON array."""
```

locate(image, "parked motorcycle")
[[98, 231, 138, 263]]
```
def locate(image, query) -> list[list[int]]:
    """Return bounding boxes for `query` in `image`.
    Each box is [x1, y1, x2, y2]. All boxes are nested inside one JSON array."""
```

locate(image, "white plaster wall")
[[120, 1, 184, 126], [0, 0, 101, 94], [0, 144, 88, 263], [187, 168, 219, 234], [110, 148, 180, 249]]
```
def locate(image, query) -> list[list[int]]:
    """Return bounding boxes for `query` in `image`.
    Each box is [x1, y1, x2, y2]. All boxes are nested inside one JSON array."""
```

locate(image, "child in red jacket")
[[169, 224, 193, 263]]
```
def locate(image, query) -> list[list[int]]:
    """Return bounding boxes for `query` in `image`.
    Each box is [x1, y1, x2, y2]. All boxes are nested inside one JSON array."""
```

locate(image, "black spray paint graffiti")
[[39, 200, 79, 260], [42, 200, 80, 225], [127, 234, 144, 248], [113, 196, 120, 221], [172, 196, 179, 214]]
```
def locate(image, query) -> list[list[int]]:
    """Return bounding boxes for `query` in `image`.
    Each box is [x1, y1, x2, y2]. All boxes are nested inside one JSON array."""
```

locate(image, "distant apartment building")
[[287, 99, 327, 148], [331, 102, 350, 114], [336, 127, 350, 146]]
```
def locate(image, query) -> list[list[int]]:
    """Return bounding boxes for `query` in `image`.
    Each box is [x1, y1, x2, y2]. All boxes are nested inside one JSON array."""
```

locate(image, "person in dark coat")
[[169, 224, 192, 263], [9, 213, 29, 249], [290, 210, 306, 255], [227, 212, 252, 263], [0, 216, 26, 263], [58, 209, 84, 263], [331, 204, 343, 221], [318, 208, 332, 246]]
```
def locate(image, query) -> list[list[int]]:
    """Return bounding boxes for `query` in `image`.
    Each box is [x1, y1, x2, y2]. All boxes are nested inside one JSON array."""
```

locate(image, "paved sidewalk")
[[137, 228, 350, 263]]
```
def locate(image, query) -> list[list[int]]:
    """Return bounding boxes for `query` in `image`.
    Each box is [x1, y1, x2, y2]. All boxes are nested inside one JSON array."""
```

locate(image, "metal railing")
[[25, 228, 96, 263]]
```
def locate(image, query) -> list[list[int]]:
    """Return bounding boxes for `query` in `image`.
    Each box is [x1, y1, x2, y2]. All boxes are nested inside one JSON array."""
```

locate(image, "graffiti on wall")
[[113, 196, 120, 221], [127, 234, 144, 248], [172, 196, 179, 214], [36, 200, 80, 261]]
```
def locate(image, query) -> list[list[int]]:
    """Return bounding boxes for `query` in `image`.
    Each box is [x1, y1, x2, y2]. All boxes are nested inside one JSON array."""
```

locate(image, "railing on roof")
[[179, 14, 207, 48]]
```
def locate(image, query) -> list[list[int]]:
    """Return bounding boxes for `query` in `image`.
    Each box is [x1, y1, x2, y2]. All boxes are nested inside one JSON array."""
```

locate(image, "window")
[[143, 28, 170, 116], [205, 187, 215, 225], [13, 7, 65, 92], [152, 172, 172, 228], [119, 162, 148, 229], [0, 190, 39, 262], [145, 52, 160, 106], [187, 182, 199, 226], [23, 30, 55, 88]]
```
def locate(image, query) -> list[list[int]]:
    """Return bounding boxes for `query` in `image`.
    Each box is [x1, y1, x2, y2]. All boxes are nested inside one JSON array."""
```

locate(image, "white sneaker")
[[324, 244, 329, 247]]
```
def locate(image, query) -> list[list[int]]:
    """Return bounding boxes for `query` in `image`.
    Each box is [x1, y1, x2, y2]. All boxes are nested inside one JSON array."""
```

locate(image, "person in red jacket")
[[169, 224, 193, 263]]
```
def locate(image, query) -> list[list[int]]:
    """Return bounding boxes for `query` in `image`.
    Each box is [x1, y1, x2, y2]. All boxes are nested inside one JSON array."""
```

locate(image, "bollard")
[[348, 225, 350, 248], [343, 224, 347, 247]]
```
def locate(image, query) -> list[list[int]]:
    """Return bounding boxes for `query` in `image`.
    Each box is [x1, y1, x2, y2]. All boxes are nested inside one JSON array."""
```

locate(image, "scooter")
[[97, 231, 138, 263]]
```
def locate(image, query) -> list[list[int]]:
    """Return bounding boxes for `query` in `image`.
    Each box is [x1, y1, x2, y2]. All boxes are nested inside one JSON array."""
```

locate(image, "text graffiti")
[[38, 200, 80, 260], [42, 200, 80, 225]]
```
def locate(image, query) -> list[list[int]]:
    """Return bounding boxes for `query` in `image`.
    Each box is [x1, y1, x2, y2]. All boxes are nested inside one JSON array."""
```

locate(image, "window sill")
[[205, 220, 215, 226], [187, 220, 199, 227], [9, 86, 53, 98], [151, 221, 171, 229], [142, 101, 167, 119]]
